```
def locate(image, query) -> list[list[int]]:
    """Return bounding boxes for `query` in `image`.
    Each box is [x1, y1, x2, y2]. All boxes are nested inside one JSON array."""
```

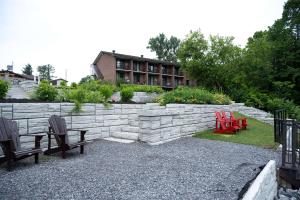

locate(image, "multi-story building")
[[91, 51, 194, 89]]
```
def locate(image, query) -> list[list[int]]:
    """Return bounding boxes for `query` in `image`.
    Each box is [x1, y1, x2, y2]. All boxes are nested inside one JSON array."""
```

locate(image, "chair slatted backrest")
[[221, 111, 229, 121], [229, 112, 235, 119], [48, 115, 69, 146], [0, 117, 21, 151], [215, 112, 227, 130]]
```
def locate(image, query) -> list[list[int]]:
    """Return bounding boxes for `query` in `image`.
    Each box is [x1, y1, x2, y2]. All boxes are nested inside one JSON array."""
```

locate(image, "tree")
[[267, 0, 300, 103], [178, 30, 243, 90], [242, 31, 274, 91], [37, 64, 55, 80], [22, 64, 33, 75], [147, 33, 181, 62], [79, 75, 95, 85]]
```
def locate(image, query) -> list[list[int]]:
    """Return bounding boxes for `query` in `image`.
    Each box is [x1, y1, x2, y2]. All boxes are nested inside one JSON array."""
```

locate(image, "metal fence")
[[274, 109, 300, 180], [274, 109, 287, 144]]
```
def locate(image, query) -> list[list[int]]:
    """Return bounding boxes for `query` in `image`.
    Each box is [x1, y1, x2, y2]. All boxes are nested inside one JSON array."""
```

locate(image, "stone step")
[[122, 126, 140, 133], [111, 131, 139, 140], [6, 85, 30, 99], [103, 137, 135, 144]]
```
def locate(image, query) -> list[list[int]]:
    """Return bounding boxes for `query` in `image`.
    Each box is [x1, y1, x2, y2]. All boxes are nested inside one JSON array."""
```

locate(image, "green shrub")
[[157, 87, 231, 105], [99, 85, 114, 101], [68, 88, 86, 112], [120, 88, 134, 102], [59, 80, 67, 88], [212, 93, 232, 104], [0, 80, 9, 99], [266, 98, 300, 121], [229, 87, 300, 121], [34, 80, 58, 101], [120, 84, 163, 93], [85, 91, 105, 103], [70, 82, 78, 89]]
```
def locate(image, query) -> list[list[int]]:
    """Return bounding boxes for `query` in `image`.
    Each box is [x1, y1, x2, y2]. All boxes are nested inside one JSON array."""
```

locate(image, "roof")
[[0, 70, 34, 80], [92, 51, 180, 66]]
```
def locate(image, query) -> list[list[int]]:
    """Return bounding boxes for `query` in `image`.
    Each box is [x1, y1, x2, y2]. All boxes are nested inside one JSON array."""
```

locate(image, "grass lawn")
[[194, 112, 278, 149]]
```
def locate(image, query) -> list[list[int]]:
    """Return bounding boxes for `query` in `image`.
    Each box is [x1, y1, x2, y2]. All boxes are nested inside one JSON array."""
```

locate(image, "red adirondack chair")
[[230, 112, 247, 129], [221, 111, 241, 130], [214, 112, 238, 134]]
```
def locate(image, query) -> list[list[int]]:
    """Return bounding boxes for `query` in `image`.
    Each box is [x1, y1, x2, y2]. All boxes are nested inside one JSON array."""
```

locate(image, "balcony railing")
[[162, 81, 172, 87], [116, 63, 130, 70], [174, 70, 184, 76], [148, 66, 160, 73], [133, 66, 147, 72], [174, 81, 184, 87], [162, 68, 172, 75], [133, 80, 146, 85]]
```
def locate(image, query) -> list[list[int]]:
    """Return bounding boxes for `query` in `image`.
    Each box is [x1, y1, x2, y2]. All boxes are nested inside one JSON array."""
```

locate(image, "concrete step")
[[122, 126, 140, 133], [103, 137, 135, 144], [111, 132, 139, 140]]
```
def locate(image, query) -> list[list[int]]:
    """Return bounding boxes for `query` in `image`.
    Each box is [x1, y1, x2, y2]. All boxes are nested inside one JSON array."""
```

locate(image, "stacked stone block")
[[0, 102, 274, 151]]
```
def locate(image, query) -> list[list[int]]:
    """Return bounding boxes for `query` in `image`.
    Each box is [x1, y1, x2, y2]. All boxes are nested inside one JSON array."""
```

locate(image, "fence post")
[[292, 120, 297, 169], [282, 120, 287, 167]]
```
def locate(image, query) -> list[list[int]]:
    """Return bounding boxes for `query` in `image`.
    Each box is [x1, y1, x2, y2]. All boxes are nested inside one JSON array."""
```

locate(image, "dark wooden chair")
[[0, 117, 44, 170], [44, 115, 87, 158]]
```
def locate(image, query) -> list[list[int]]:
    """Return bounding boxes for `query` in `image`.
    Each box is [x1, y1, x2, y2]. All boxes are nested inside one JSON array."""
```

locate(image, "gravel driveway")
[[0, 137, 280, 200]]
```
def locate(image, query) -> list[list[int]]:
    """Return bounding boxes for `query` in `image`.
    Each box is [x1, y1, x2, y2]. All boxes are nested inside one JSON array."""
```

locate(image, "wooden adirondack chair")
[[221, 111, 241, 130], [214, 112, 238, 134], [230, 112, 247, 129], [45, 115, 87, 158], [0, 117, 44, 170]]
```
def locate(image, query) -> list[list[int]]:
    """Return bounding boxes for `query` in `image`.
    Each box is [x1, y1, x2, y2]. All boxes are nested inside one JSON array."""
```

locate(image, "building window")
[[175, 78, 179, 87], [163, 77, 170, 86], [148, 64, 154, 72], [162, 66, 168, 74], [133, 62, 140, 71], [148, 75, 154, 85], [174, 67, 179, 76], [117, 72, 124, 81], [116, 59, 125, 69], [134, 74, 140, 84]]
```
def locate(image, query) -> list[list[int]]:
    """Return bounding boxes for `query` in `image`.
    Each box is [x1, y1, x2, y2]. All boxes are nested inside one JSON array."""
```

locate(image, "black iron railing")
[[274, 109, 300, 181], [274, 109, 287, 144]]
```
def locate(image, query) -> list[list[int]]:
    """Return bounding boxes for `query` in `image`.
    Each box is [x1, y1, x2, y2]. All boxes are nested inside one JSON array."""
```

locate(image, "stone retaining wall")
[[0, 102, 273, 151], [139, 104, 231, 144], [242, 160, 277, 200]]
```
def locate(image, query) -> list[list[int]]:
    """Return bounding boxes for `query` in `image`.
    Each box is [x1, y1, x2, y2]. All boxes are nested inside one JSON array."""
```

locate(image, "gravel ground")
[[0, 137, 280, 200]]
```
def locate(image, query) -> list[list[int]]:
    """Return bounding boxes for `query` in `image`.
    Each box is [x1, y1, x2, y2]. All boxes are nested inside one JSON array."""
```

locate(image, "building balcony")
[[162, 69, 172, 76], [133, 66, 147, 73], [174, 70, 184, 77], [162, 82, 173, 88], [148, 66, 160, 74]]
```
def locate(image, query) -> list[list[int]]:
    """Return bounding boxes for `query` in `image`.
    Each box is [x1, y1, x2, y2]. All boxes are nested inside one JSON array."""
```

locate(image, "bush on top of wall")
[[33, 80, 58, 101], [120, 84, 163, 94], [0, 80, 9, 99], [157, 87, 232, 105]]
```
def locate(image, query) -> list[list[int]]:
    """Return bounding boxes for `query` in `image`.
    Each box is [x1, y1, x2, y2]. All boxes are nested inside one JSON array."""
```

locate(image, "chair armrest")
[[67, 129, 88, 132], [0, 139, 12, 144], [47, 132, 66, 136], [19, 133, 46, 137]]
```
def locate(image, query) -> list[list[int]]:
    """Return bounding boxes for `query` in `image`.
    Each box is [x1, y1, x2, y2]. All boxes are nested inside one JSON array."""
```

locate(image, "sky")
[[0, 0, 287, 83]]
